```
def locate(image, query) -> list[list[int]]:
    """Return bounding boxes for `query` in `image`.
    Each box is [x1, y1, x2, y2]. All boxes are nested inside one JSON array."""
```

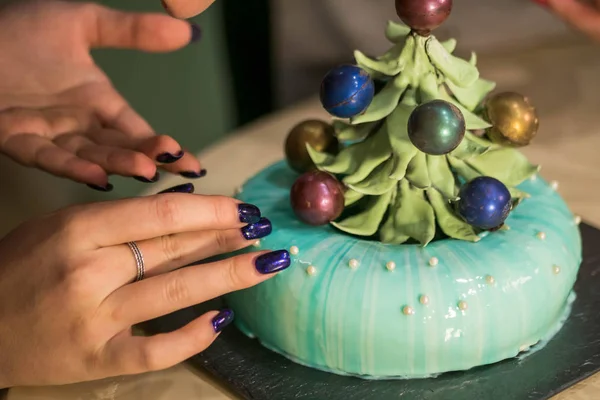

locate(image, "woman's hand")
[[0, 186, 288, 388], [541, 0, 600, 42], [161, 0, 215, 19], [0, 0, 206, 191]]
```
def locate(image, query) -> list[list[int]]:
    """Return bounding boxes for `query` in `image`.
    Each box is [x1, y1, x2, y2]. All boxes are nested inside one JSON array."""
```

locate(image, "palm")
[[0, 1, 203, 190]]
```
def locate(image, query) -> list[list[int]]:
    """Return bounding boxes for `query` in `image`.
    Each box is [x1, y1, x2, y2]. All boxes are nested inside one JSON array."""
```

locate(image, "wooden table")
[[8, 37, 600, 400]]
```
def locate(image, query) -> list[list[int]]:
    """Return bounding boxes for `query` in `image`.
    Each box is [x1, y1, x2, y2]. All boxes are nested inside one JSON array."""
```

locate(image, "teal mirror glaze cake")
[[225, 8, 583, 379]]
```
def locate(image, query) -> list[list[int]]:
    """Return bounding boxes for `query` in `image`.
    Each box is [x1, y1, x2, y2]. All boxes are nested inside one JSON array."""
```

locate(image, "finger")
[[104, 250, 290, 326], [161, 0, 216, 19], [109, 218, 271, 283], [54, 133, 157, 179], [103, 309, 232, 375], [1, 133, 108, 185], [548, 0, 600, 40], [84, 3, 193, 52], [64, 194, 262, 248]]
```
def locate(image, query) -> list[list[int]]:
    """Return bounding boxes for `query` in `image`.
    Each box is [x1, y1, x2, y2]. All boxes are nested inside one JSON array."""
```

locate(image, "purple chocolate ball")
[[290, 171, 345, 226]]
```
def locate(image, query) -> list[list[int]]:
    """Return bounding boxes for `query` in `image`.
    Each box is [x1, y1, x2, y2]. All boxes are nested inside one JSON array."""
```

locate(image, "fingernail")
[[134, 172, 160, 183], [212, 309, 234, 333], [180, 169, 207, 179], [156, 151, 184, 164], [238, 203, 261, 224], [190, 23, 202, 43], [255, 250, 291, 275], [158, 183, 194, 194], [87, 183, 114, 192], [241, 217, 272, 240]]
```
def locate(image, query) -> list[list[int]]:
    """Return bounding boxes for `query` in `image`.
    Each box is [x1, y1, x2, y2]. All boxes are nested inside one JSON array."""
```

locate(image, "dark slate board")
[[144, 223, 600, 400]]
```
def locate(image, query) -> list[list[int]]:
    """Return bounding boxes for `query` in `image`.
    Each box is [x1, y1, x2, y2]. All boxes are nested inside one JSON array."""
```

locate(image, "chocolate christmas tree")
[[288, 0, 540, 245]]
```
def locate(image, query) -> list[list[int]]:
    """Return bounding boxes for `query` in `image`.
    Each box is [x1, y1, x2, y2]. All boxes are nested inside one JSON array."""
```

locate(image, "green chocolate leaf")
[[385, 21, 411, 43], [348, 158, 397, 195], [393, 180, 436, 245], [385, 104, 418, 179], [439, 88, 492, 130], [308, 127, 391, 176], [380, 192, 409, 245], [342, 131, 392, 185], [334, 120, 378, 142], [469, 52, 478, 66], [446, 78, 496, 112], [450, 133, 491, 159], [406, 151, 431, 188], [427, 189, 480, 242], [355, 50, 403, 77], [419, 73, 440, 103], [426, 38, 479, 88], [332, 189, 394, 236], [441, 38, 457, 54], [466, 148, 539, 187], [352, 78, 406, 124], [447, 156, 481, 181], [344, 187, 365, 206], [427, 155, 457, 199]]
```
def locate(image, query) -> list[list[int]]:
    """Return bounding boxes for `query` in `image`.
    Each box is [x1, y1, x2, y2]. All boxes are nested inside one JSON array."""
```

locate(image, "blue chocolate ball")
[[320, 65, 375, 119], [457, 177, 512, 230]]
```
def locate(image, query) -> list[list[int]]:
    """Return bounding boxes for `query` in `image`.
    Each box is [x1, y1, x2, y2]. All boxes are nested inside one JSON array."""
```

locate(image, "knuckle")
[[160, 234, 184, 264], [162, 270, 190, 306], [221, 257, 250, 292], [210, 196, 234, 226], [213, 230, 233, 251], [137, 343, 164, 372], [152, 195, 180, 227]]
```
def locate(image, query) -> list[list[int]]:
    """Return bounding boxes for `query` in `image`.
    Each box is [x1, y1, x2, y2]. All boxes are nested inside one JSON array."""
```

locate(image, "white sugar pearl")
[[553, 265, 561, 275], [403, 306, 415, 316], [348, 259, 359, 270], [458, 301, 468, 311], [429, 257, 439, 267], [485, 275, 495, 285], [386, 261, 396, 271], [419, 295, 430, 305], [307, 266, 317, 276], [550, 181, 559, 191], [290, 246, 299, 255], [536, 232, 546, 240]]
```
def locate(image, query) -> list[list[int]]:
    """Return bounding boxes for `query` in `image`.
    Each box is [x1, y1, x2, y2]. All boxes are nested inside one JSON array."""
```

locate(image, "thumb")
[[84, 4, 194, 52], [547, 0, 600, 41]]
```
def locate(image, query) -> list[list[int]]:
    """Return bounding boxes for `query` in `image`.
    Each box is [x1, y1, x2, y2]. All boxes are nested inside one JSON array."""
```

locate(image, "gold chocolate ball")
[[485, 92, 539, 147], [285, 120, 338, 173]]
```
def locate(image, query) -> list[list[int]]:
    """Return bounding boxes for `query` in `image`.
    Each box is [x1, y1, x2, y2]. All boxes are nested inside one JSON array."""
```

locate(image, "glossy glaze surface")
[[226, 161, 582, 378]]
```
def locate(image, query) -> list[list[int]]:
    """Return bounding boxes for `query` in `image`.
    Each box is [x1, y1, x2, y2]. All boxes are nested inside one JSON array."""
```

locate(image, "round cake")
[[226, 162, 581, 378], [224, 6, 583, 379]]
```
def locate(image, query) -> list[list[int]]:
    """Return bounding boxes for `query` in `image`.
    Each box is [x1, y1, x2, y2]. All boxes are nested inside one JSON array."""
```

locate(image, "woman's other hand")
[[0, 1, 206, 191], [160, 0, 216, 19], [541, 0, 600, 42], [0, 187, 288, 387]]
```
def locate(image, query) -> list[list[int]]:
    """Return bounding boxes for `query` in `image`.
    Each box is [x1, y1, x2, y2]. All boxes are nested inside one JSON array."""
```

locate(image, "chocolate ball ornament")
[[457, 177, 512, 230], [485, 92, 539, 147], [291, 171, 345, 226], [395, 0, 453, 36], [408, 99, 466, 155], [320, 64, 375, 119], [285, 120, 339, 174]]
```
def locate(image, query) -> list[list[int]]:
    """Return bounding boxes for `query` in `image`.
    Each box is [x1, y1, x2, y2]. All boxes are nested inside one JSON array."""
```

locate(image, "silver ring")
[[127, 241, 145, 282]]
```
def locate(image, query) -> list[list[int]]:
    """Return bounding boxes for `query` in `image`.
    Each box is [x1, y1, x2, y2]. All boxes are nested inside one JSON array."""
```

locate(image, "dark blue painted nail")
[[190, 23, 202, 43], [158, 183, 194, 194], [241, 218, 272, 240], [255, 250, 291, 275], [180, 169, 207, 179], [212, 309, 234, 333], [87, 183, 113, 192], [238, 203, 261, 224], [156, 151, 184, 164], [134, 172, 160, 183]]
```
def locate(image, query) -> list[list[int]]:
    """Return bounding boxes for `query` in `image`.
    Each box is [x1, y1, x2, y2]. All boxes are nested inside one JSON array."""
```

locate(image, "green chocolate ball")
[[407, 100, 466, 155]]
